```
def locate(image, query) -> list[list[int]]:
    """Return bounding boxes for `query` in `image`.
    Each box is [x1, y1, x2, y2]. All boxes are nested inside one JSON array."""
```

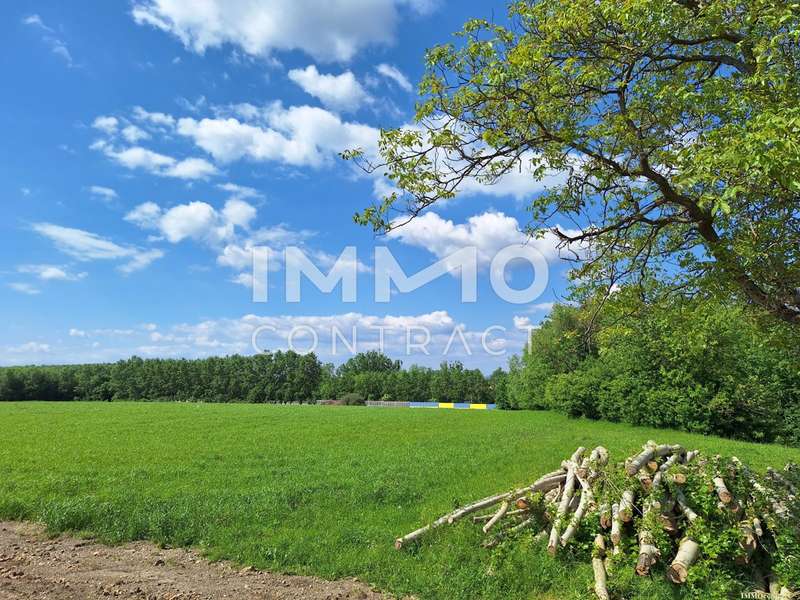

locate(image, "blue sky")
[[1, 1, 575, 371]]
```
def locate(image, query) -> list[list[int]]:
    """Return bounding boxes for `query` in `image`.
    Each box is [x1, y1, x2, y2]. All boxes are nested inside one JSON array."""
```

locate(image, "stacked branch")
[[394, 441, 799, 598]]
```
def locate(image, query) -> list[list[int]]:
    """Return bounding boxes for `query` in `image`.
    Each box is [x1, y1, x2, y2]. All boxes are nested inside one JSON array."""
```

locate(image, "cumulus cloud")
[[92, 116, 119, 135], [17, 264, 88, 282], [176, 102, 378, 167], [387, 211, 579, 269], [93, 142, 218, 180], [130, 0, 437, 63], [288, 65, 371, 113], [32, 223, 164, 273], [376, 63, 412, 92], [125, 199, 257, 245], [132, 106, 176, 128], [121, 124, 150, 143]]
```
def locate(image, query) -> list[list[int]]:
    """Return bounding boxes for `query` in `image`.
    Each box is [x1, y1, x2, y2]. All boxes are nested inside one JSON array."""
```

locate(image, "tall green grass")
[[1, 402, 797, 599]]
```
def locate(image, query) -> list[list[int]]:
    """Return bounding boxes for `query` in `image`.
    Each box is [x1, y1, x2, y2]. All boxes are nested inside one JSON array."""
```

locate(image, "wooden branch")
[[592, 535, 610, 600], [473, 508, 528, 523], [482, 501, 510, 534], [675, 489, 699, 523], [560, 483, 591, 547], [667, 538, 699, 584], [547, 448, 584, 556], [610, 503, 622, 551]]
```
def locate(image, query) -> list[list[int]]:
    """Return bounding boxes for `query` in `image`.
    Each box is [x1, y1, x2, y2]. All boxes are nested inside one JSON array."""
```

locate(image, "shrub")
[[338, 392, 366, 406]]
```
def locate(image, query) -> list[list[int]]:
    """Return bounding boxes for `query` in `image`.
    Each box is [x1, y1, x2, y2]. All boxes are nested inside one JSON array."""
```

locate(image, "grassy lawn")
[[1, 402, 798, 599]]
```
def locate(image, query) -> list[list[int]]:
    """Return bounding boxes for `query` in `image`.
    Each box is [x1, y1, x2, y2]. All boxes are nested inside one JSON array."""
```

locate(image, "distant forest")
[[0, 350, 509, 406]]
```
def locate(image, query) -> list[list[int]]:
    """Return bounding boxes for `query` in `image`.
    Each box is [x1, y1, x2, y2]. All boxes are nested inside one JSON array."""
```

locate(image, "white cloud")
[[130, 0, 436, 63], [22, 15, 53, 32], [127, 199, 257, 245], [89, 185, 118, 201], [217, 182, 261, 200], [121, 124, 150, 143], [376, 63, 412, 92], [93, 116, 119, 135], [96, 143, 218, 180], [222, 198, 257, 228], [124, 202, 163, 229], [132, 106, 176, 128], [32, 223, 164, 273], [7, 342, 50, 354], [18, 264, 88, 282], [23, 14, 74, 67], [386, 211, 584, 284], [288, 65, 371, 113], [160, 202, 221, 243], [9, 283, 40, 295], [69, 328, 87, 337], [118, 249, 165, 274], [176, 102, 378, 167]]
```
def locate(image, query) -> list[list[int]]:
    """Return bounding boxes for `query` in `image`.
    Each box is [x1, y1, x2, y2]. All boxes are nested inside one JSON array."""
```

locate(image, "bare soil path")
[[0, 522, 390, 600]]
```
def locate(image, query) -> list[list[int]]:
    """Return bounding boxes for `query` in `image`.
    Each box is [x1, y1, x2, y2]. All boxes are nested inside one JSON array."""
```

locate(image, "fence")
[[365, 401, 497, 410]]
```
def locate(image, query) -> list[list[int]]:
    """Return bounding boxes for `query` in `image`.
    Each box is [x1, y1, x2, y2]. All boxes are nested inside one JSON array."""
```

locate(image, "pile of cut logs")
[[395, 441, 799, 598]]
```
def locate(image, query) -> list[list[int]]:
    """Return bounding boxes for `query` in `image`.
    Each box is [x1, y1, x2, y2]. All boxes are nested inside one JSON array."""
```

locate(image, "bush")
[[509, 298, 800, 446], [338, 392, 366, 406]]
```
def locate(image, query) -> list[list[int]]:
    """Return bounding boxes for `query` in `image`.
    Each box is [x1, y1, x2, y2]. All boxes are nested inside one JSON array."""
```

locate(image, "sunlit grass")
[[1, 402, 797, 599]]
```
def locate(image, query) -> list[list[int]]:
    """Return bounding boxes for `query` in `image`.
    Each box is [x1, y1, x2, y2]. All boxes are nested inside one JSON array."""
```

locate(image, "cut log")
[[482, 501, 509, 534], [610, 503, 622, 547], [599, 502, 611, 530], [548, 465, 577, 555], [675, 489, 699, 523], [560, 486, 590, 547], [592, 535, 610, 600], [671, 472, 688, 485], [635, 501, 660, 576], [619, 489, 635, 522], [667, 538, 699, 584], [713, 476, 733, 504], [626, 441, 657, 476]]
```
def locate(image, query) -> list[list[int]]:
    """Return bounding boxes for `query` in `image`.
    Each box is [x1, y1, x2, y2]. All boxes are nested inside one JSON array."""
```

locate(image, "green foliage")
[[507, 305, 596, 409], [510, 298, 800, 445], [349, 0, 800, 325], [1, 403, 797, 599]]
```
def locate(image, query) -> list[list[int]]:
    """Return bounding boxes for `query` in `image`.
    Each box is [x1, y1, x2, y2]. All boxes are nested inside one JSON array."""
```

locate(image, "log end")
[[667, 564, 688, 584], [394, 539, 404, 550]]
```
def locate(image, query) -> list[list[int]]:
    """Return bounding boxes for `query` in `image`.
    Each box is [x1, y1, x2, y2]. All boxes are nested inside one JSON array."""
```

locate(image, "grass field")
[[1, 402, 798, 599]]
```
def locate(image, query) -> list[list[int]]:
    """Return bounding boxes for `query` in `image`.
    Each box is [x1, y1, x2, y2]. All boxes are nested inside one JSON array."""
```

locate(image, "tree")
[[347, 0, 800, 325]]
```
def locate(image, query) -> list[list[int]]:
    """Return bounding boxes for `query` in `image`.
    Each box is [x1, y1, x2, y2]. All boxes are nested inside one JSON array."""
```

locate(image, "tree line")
[[505, 295, 800, 447], [0, 350, 508, 406]]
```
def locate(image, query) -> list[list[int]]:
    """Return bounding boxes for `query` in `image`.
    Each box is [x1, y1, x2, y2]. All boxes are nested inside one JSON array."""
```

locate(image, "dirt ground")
[[0, 522, 390, 600]]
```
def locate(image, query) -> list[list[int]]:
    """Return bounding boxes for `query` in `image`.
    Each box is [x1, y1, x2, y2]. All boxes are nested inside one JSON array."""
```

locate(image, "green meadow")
[[1, 402, 798, 599]]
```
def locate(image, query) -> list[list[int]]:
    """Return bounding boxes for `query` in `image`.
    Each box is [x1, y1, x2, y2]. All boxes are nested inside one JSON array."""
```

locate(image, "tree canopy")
[[347, 0, 800, 324]]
